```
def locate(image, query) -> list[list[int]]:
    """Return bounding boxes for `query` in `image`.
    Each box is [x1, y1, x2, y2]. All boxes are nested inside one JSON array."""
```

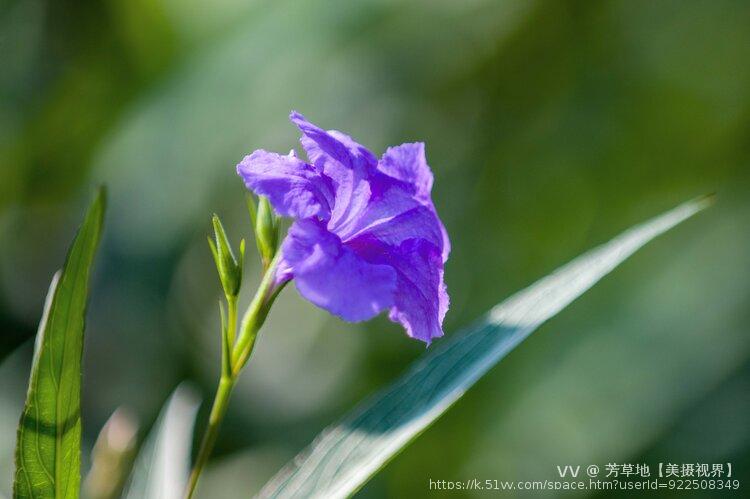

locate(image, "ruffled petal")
[[345, 204, 445, 256], [290, 111, 378, 170], [319, 137, 450, 262], [290, 111, 377, 231], [388, 240, 448, 343], [237, 150, 333, 220], [379, 143, 450, 261], [328, 176, 415, 240], [350, 237, 447, 343], [378, 142, 433, 201], [282, 219, 397, 322]]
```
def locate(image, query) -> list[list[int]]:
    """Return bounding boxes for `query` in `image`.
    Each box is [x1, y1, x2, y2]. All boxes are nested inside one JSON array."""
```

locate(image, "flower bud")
[[254, 196, 279, 268], [209, 215, 243, 297]]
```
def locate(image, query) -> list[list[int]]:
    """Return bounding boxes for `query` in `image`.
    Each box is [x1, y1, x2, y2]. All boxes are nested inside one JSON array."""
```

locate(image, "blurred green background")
[[1, 0, 749, 497]]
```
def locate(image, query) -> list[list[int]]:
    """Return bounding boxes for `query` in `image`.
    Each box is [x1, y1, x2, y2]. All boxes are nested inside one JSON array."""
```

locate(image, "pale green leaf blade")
[[13, 188, 106, 499], [259, 196, 711, 499], [124, 384, 200, 499]]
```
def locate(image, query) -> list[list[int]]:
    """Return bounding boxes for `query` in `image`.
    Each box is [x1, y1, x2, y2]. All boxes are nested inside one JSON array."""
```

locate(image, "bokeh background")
[[1, 0, 749, 497]]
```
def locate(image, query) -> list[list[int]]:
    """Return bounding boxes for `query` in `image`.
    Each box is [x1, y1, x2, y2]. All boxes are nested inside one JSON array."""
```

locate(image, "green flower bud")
[[254, 196, 279, 269], [246, 194, 257, 228], [209, 215, 243, 297]]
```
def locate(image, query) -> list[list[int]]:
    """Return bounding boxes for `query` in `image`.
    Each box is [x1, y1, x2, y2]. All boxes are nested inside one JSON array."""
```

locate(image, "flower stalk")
[[184, 211, 282, 499], [186, 106, 452, 496], [232, 253, 282, 374]]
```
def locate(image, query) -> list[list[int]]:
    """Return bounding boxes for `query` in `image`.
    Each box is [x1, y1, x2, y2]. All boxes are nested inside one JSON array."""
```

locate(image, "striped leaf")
[[258, 197, 710, 499], [13, 189, 106, 499]]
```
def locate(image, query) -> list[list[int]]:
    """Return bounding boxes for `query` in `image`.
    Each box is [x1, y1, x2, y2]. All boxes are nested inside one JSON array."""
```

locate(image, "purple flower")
[[237, 112, 450, 343]]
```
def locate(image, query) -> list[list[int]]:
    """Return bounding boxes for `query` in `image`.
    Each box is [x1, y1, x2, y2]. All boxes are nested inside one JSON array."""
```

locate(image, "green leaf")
[[13, 188, 106, 499], [124, 384, 200, 499], [258, 196, 711, 499]]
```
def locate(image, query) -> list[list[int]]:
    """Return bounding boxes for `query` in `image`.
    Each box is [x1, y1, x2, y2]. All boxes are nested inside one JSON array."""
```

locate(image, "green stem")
[[183, 255, 283, 499], [226, 296, 237, 348], [183, 376, 235, 499], [221, 296, 237, 378], [231, 254, 281, 372]]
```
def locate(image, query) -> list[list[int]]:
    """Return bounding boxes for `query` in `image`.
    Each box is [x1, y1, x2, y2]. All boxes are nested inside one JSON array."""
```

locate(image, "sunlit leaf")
[[13, 188, 106, 499], [258, 196, 710, 499], [124, 384, 200, 499]]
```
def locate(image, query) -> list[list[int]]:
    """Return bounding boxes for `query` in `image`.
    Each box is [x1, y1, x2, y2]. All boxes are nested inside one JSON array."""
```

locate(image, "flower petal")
[[378, 142, 433, 201], [379, 142, 450, 261], [290, 111, 378, 170], [351, 238, 448, 343], [290, 112, 378, 231], [336, 178, 451, 262], [237, 150, 333, 220], [282, 219, 397, 322], [288, 113, 449, 257], [345, 204, 446, 256], [388, 240, 448, 343]]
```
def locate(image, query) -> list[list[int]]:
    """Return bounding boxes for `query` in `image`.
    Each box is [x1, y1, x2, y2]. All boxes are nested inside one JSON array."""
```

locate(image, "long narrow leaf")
[[124, 384, 200, 499], [258, 196, 710, 499], [13, 188, 106, 499]]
